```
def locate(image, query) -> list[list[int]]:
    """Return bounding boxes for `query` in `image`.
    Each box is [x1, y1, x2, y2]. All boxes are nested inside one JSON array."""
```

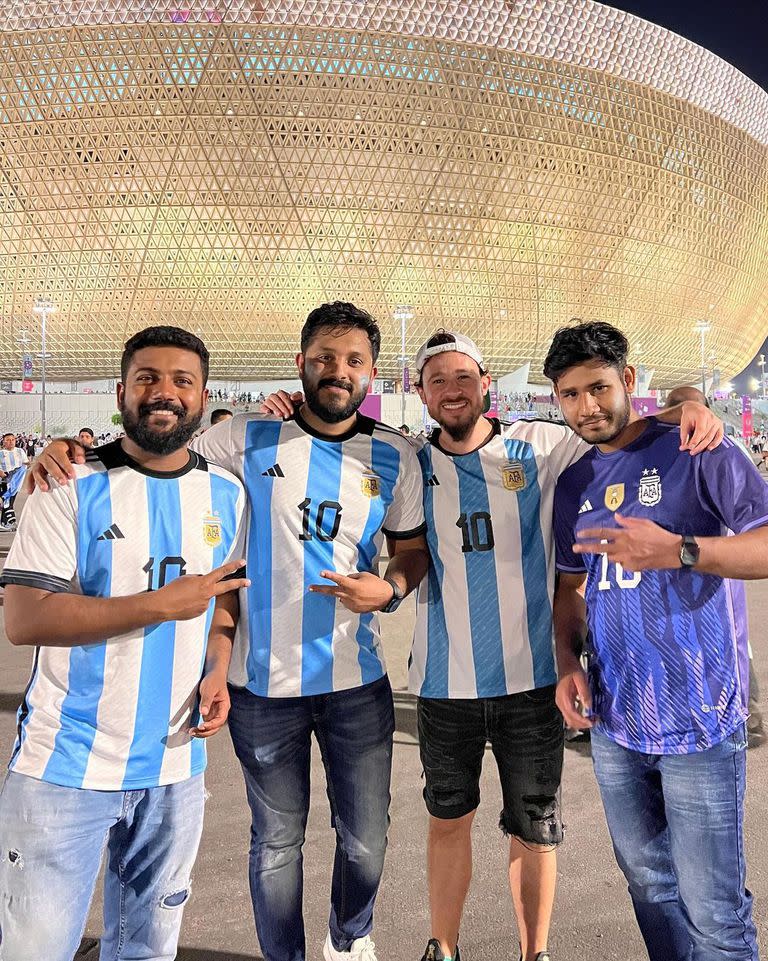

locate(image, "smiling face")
[[117, 345, 208, 456], [416, 351, 491, 442], [297, 325, 376, 424], [555, 358, 636, 445]]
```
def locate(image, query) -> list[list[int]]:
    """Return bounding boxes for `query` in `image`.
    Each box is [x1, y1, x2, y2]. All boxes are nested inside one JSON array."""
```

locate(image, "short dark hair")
[[78, 427, 94, 437], [121, 325, 209, 384], [543, 321, 629, 384], [300, 302, 380, 363], [2, 432, 14, 441], [210, 408, 233, 425]]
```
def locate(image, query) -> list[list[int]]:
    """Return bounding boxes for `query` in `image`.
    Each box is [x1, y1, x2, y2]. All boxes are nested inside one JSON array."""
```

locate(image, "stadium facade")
[[0, 0, 767, 384]]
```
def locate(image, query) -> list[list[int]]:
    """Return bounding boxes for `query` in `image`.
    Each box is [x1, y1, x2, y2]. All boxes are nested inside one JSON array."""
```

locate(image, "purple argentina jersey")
[[554, 419, 768, 755]]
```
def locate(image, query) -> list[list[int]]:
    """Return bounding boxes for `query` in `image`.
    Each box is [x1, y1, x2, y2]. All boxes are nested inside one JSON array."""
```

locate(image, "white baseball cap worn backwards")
[[414, 332, 484, 374]]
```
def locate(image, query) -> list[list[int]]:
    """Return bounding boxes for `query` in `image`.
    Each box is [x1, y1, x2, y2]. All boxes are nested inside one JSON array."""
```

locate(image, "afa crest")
[[203, 513, 223, 547], [638, 468, 662, 507], [361, 468, 381, 499], [502, 459, 526, 492], [604, 483, 625, 511]]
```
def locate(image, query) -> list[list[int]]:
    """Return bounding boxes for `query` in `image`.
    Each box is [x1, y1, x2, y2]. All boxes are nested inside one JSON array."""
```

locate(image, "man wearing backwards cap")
[[261, 328, 722, 961]]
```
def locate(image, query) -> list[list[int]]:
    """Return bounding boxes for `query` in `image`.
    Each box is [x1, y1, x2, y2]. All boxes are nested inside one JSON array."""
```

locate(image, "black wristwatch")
[[679, 535, 700, 569], [380, 576, 405, 613]]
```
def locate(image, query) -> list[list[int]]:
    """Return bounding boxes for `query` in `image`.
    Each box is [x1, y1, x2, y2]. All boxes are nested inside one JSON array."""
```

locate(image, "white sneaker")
[[323, 931, 378, 961]]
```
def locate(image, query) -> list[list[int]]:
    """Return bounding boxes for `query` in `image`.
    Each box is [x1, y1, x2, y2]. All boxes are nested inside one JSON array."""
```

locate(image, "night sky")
[[607, 1, 767, 394]]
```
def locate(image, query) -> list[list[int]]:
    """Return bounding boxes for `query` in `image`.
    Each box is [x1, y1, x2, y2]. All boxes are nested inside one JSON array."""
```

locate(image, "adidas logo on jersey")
[[98, 523, 124, 541], [261, 464, 285, 478], [578, 499, 593, 514], [427, 475, 440, 487]]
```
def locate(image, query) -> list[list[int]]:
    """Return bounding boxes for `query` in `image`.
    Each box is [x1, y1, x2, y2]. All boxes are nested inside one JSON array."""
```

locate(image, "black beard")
[[120, 400, 203, 456], [440, 417, 477, 442], [303, 378, 367, 424], [576, 395, 632, 445]]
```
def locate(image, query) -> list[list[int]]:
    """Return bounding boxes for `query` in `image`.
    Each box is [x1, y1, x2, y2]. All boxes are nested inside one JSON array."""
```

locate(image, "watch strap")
[[380, 575, 404, 613]]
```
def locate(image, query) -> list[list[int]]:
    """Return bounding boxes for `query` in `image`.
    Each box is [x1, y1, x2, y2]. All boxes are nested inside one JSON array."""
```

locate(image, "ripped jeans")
[[0, 771, 205, 961]]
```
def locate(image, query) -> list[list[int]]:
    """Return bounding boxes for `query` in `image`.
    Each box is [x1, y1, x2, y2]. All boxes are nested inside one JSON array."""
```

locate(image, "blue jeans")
[[592, 725, 758, 960], [228, 676, 395, 961], [0, 771, 205, 961]]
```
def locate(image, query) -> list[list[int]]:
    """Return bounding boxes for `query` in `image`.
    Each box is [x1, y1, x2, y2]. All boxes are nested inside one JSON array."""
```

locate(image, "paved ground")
[[0, 524, 766, 960]]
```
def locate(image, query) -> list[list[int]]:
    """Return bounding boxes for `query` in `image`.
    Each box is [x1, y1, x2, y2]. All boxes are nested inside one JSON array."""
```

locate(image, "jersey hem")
[[555, 563, 587, 573], [594, 711, 748, 756], [239, 670, 388, 698], [7, 758, 208, 792], [0, 569, 72, 593], [411, 680, 557, 699]]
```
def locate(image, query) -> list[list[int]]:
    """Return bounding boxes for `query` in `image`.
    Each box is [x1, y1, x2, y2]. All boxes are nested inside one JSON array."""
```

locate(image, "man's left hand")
[[191, 669, 231, 738], [574, 513, 681, 571], [678, 401, 723, 454], [309, 570, 396, 613]]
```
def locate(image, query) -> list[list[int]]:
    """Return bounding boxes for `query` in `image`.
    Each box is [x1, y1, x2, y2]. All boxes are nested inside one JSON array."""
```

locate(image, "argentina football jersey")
[[193, 410, 425, 697], [409, 418, 587, 698], [554, 420, 768, 754], [0, 442, 246, 790]]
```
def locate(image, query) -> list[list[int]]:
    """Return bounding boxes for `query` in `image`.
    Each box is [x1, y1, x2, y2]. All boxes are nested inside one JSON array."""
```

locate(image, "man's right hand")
[[153, 560, 250, 622], [25, 438, 85, 492], [260, 390, 304, 419], [555, 667, 594, 730]]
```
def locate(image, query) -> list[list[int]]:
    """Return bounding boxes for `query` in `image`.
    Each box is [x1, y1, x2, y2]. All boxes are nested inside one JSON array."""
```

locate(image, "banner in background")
[[742, 395, 753, 439], [22, 354, 32, 379]]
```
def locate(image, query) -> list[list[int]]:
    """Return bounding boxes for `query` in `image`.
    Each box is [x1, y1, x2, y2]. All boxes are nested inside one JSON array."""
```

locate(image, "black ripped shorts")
[[416, 684, 564, 845]]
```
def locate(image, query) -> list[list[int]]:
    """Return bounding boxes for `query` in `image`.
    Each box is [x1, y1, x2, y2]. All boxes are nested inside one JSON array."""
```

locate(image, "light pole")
[[32, 298, 56, 439], [759, 354, 767, 400], [394, 305, 413, 427], [693, 320, 711, 397]]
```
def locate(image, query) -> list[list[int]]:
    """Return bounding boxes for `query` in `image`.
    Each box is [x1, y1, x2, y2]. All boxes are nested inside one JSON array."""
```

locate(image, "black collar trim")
[[95, 440, 205, 478], [429, 417, 500, 457], [292, 408, 375, 441]]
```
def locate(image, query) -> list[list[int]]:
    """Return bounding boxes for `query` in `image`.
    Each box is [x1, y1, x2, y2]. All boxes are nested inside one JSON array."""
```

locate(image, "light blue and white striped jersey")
[[193, 410, 425, 697], [0, 447, 27, 473], [0, 441, 246, 791], [410, 419, 586, 699]]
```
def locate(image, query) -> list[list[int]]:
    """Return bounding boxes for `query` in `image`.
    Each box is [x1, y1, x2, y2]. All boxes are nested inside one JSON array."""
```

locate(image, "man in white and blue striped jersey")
[[0, 432, 28, 530], [0, 326, 248, 961], [408, 331, 723, 961], [192, 303, 428, 961]]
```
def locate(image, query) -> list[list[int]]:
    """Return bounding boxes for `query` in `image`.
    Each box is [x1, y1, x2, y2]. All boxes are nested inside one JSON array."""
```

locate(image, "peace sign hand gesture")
[[309, 569, 396, 613]]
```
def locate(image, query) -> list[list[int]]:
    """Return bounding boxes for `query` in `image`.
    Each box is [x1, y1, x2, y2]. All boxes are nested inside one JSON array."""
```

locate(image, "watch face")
[[681, 538, 700, 567]]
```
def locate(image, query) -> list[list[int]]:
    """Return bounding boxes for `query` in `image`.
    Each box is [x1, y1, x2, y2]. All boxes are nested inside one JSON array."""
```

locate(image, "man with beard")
[[0, 432, 28, 530], [263, 329, 721, 961], [78, 426, 96, 449], [189, 301, 428, 961], [27, 304, 427, 961], [0, 325, 248, 960], [548, 321, 768, 961]]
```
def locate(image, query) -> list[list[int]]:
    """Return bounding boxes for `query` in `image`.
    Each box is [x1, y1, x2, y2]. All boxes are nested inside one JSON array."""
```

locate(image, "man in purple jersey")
[[545, 322, 768, 961]]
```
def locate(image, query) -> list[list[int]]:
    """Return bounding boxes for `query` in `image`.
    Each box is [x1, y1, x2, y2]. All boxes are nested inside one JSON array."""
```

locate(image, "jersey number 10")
[[456, 511, 495, 553], [597, 554, 641, 591]]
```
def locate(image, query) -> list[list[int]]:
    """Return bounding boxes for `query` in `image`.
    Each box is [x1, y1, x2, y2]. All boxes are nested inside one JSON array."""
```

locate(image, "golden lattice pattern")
[[1, 0, 767, 383]]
